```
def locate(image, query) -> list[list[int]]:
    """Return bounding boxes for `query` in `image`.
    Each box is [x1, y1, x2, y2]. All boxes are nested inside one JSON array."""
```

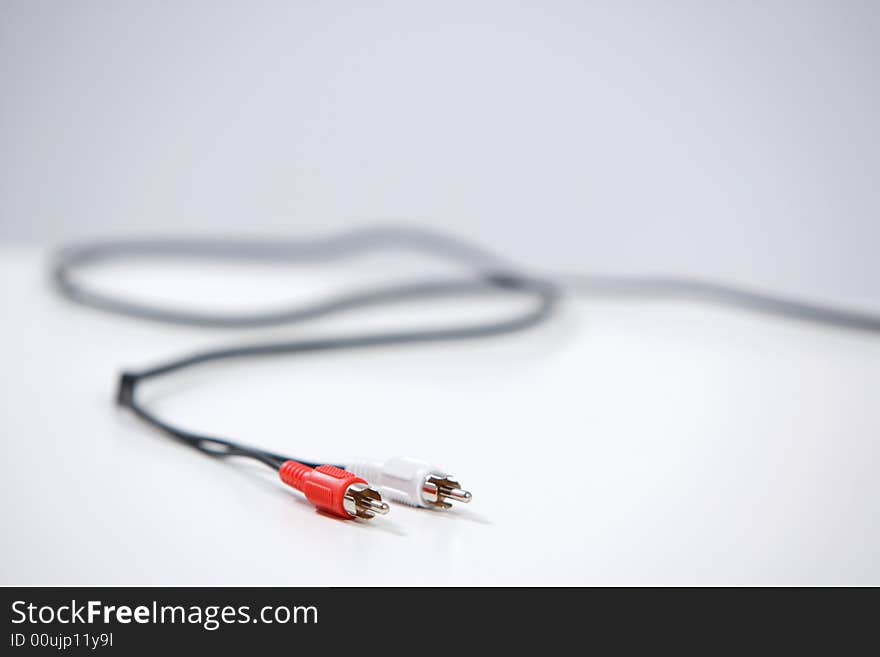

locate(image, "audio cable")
[[53, 226, 557, 518], [51, 225, 880, 520]]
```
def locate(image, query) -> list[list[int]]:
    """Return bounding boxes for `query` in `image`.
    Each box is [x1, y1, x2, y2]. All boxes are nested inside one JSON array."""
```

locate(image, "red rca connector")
[[279, 461, 390, 520]]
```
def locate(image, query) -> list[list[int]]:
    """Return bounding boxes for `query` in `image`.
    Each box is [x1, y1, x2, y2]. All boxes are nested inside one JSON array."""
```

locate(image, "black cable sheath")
[[52, 225, 880, 473], [54, 226, 558, 470], [122, 275, 557, 470]]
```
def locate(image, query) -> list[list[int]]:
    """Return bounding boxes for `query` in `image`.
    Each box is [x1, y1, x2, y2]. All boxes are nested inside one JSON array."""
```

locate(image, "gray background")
[[2, 0, 879, 303]]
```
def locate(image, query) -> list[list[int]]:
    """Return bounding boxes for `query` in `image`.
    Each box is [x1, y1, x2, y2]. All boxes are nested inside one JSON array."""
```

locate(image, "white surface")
[[2, 246, 879, 585]]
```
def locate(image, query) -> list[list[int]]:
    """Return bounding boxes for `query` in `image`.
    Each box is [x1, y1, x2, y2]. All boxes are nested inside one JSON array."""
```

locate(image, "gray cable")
[[53, 224, 880, 333], [49, 224, 879, 472], [562, 273, 880, 333], [52, 225, 510, 328], [52, 225, 558, 469]]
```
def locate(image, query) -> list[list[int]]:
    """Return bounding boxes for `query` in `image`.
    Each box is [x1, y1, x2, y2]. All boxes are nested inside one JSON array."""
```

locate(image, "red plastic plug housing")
[[279, 461, 389, 520]]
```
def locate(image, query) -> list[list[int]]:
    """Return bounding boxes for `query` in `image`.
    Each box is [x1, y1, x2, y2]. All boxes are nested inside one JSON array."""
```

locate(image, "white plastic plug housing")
[[346, 457, 471, 509]]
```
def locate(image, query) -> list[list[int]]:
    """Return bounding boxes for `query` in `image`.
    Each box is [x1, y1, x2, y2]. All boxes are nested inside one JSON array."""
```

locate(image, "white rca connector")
[[346, 457, 472, 509]]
